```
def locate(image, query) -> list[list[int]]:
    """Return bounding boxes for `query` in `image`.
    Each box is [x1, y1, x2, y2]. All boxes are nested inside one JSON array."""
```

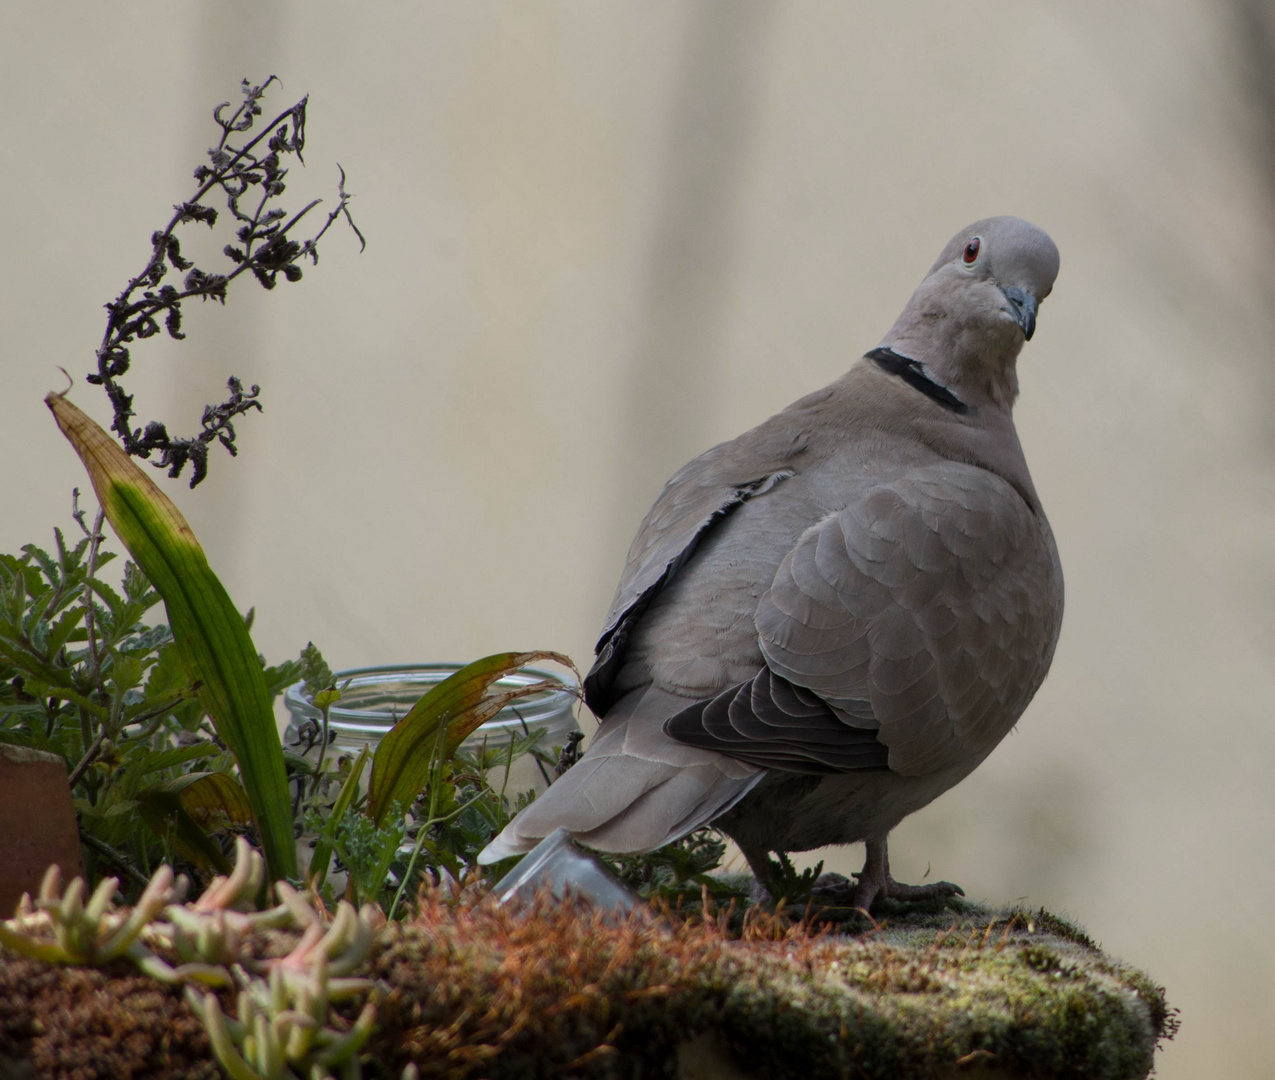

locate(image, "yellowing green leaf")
[[138, 771, 252, 873], [366, 651, 573, 827], [47, 392, 296, 879]]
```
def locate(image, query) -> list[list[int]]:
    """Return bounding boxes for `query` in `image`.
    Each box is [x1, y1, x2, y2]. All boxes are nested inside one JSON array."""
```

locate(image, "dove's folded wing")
[[665, 464, 1063, 778]]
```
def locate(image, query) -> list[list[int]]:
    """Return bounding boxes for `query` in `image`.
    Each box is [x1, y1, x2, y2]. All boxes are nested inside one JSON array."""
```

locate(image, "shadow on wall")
[[606, 1, 773, 552], [1233, 0, 1275, 418], [1235, 0, 1275, 176]]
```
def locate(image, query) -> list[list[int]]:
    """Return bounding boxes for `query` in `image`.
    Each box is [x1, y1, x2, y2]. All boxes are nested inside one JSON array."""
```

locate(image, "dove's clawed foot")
[[871, 876, 964, 904], [848, 838, 963, 912], [740, 839, 964, 914]]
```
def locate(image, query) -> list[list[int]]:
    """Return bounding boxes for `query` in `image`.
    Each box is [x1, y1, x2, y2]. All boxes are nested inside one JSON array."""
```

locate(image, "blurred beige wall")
[[2, 3, 1273, 1075]]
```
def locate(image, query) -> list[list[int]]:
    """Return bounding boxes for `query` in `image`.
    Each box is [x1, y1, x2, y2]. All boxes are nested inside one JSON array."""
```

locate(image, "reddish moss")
[[0, 891, 1171, 1080], [0, 957, 218, 1079]]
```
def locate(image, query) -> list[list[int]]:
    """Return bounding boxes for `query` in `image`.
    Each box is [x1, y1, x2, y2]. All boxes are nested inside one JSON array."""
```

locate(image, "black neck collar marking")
[[866, 347, 968, 415]]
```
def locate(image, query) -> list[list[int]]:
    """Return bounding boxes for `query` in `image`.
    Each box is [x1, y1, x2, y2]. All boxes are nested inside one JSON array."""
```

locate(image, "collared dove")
[[479, 216, 1063, 910]]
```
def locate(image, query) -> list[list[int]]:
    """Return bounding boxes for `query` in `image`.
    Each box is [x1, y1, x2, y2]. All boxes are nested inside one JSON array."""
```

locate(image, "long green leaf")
[[367, 650, 573, 826], [47, 392, 297, 879]]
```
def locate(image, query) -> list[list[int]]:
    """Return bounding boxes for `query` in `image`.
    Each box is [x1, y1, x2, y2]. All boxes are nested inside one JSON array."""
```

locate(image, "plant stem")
[[515, 711, 553, 788], [499, 730, 516, 805], [123, 694, 193, 740], [95, 87, 295, 349], [67, 728, 105, 789], [64, 505, 111, 790], [80, 830, 150, 888], [82, 507, 106, 686], [309, 703, 331, 801], [386, 787, 490, 923]]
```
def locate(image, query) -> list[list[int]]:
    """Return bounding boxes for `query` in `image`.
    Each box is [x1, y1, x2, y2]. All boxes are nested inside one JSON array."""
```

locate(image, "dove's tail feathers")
[[475, 743, 762, 864], [574, 761, 762, 853]]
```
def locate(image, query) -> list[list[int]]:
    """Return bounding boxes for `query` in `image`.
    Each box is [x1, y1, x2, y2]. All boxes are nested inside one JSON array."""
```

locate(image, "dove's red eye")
[[962, 238, 981, 264]]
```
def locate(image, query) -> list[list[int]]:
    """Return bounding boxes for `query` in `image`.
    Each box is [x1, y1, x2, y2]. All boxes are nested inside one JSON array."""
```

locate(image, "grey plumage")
[[479, 216, 1063, 908]]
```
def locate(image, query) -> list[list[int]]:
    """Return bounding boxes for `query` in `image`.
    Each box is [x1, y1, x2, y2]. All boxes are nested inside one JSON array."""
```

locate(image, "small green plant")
[[296, 648, 576, 915], [606, 826, 745, 912], [760, 850, 825, 905], [0, 500, 301, 898], [306, 803, 405, 908], [408, 732, 543, 880]]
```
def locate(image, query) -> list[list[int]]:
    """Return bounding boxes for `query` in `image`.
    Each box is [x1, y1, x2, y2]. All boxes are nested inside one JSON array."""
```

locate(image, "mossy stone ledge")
[[0, 889, 1173, 1079]]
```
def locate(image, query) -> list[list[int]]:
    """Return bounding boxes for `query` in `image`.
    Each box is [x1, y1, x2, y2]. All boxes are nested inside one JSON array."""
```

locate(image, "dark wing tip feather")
[[664, 669, 891, 776]]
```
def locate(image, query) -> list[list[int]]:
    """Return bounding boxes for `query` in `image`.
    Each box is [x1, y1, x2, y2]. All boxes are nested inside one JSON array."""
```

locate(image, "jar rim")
[[282, 663, 579, 737]]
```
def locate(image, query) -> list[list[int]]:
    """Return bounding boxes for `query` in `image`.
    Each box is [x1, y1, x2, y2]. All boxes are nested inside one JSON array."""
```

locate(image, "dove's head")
[[882, 216, 1060, 408]]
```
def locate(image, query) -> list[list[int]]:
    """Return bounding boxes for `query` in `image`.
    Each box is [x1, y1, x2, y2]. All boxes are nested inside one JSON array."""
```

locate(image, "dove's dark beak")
[[1000, 285, 1038, 341]]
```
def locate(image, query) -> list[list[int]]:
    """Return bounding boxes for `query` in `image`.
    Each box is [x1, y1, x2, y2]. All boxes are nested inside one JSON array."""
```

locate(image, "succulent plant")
[[185, 955, 379, 1080], [0, 859, 185, 966], [182, 868, 382, 1079], [0, 837, 384, 1079]]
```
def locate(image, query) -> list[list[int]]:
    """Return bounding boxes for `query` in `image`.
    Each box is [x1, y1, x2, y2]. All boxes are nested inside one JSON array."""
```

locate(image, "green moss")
[[359, 894, 1171, 1079], [0, 893, 1172, 1079]]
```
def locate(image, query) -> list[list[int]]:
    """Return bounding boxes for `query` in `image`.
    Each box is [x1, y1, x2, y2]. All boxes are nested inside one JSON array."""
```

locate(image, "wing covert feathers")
[[755, 466, 1062, 776], [584, 425, 806, 716]]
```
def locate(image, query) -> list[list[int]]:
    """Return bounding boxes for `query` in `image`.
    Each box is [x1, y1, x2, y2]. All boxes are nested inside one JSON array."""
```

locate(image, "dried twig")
[[86, 77, 363, 487]]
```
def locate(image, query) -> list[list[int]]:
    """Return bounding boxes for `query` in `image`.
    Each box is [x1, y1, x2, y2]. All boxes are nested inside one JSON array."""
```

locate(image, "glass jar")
[[282, 663, 581, 799]]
